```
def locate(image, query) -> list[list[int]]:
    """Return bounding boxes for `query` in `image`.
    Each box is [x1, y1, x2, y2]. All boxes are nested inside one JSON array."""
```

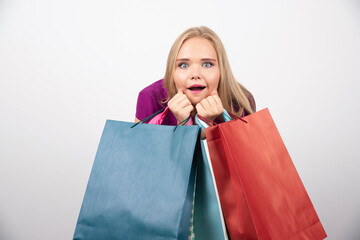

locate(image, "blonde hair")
[[163, 26, 255, 116]]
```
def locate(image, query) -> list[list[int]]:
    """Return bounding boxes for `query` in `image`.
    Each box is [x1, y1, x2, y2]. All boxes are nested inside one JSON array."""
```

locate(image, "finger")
[[212, 94, 221, 104], [212, 94, 223, 111], [175, 105, 194, 123], [173, 89, 184, 100], [169, 95, 178, 106], [206, 95, 218, 108], [175, 88, 185, 98], [175, 93, 191, 105], [209, 95, 221, 112], [204, 97, 220, 117], [212, 90, 223, 107], [177, 97, 192, 109], [169, 90, 185, 106], [183, 104, 195, 115], [195, 103, 205, 115], [199, 98, 211, 111]]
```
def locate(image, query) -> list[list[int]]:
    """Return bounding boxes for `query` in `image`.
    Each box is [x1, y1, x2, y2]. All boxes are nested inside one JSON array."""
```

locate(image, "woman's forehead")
[[177, 37, 217, 59]]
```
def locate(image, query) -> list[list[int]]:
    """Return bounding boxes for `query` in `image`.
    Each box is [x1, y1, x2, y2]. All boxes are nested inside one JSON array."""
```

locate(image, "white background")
[[1, 0, 359, 239]]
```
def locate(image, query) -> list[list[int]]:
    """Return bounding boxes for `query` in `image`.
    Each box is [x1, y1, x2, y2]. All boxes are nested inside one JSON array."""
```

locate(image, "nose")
[[191, 74, 200, 80], [190, 65, 201, 80]]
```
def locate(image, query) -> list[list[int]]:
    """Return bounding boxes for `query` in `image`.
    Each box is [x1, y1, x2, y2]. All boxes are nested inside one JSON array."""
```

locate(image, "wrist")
[[207, 114, 220, 122]]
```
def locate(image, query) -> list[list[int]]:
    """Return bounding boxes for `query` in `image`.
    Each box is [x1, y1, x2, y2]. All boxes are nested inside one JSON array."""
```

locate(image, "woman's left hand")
[[195, 90, 223, 121]]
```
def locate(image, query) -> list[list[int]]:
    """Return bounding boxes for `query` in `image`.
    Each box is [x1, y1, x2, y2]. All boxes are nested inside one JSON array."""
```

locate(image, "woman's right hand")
[[168, 89, 194, 124]]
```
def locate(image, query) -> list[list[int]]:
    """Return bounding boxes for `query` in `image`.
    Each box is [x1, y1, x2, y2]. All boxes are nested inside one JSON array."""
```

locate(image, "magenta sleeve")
[[135, 90, 156, 121]]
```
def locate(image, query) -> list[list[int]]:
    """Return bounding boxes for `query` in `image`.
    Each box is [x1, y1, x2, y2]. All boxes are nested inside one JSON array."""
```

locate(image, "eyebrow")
[[176, 58, 217, 62]]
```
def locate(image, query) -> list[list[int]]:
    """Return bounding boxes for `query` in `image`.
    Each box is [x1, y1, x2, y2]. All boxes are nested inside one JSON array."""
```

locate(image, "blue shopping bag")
[[192, 140, 228, 240], [192, 112, 230, 240], [73, 117, 200, 240]]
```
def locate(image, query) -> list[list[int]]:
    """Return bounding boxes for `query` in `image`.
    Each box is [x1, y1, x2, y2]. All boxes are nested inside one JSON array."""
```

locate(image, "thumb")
[[178, 89, 183, 94], [211, 90, 218, 96]]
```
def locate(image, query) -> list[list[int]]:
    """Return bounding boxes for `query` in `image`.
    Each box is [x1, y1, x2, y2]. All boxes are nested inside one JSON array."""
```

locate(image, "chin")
[[189, 94, 209, 105], [189, 98, 204, 106], [190, 101, 200, 106]]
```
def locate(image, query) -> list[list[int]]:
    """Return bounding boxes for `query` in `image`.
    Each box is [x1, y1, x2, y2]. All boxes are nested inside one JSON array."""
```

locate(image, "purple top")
[[136, 79, 177, 125], [136, 79, 256, 126]]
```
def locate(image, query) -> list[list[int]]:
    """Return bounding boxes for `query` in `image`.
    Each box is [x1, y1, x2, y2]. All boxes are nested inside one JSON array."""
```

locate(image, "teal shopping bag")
[[73, 117, 200, 240], [193, 139, 228, 240], [145, 108, 228, 240], [192, 112, 230, 240]]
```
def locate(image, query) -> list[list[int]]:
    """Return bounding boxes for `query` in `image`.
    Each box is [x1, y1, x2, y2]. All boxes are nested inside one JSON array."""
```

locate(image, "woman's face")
[[173, 37, 220, 105]]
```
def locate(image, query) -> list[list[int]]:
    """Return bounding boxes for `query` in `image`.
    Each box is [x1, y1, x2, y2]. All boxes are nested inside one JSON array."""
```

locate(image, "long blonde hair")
[[164, 26, 255, 116]]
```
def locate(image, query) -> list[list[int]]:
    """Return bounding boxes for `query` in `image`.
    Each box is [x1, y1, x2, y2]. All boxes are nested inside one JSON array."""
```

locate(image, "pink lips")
[[188, 84, 206, 94]]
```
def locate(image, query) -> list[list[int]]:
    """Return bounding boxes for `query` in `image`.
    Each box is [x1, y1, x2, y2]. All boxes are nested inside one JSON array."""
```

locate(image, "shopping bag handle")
[[131, 108, 167, 129], [131, 107, 192, 131], [195, 110, 225, 131], [195, 109, 247, 130]]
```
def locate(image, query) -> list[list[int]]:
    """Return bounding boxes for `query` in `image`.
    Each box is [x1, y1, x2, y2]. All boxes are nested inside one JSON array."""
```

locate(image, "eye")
[[203, 62, 213, 68], [178, 63, 188, 69]]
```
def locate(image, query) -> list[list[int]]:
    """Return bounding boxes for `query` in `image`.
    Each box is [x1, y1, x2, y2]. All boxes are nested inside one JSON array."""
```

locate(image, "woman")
[[135, 26, 256, 126]]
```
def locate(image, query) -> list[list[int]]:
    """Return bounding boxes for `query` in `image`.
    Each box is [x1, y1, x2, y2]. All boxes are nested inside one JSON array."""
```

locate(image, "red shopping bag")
[[201, 108, 327, 240]]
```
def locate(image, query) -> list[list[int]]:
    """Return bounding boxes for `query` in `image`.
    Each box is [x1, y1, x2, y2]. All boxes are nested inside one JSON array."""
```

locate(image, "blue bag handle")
[[195, 109, 248, 131], [131, 108, 192, 132], [195, 109, 232, 131]]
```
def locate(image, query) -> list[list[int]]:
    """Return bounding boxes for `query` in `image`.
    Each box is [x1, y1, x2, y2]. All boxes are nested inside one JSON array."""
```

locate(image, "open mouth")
[[188, 85, 206, 91]]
